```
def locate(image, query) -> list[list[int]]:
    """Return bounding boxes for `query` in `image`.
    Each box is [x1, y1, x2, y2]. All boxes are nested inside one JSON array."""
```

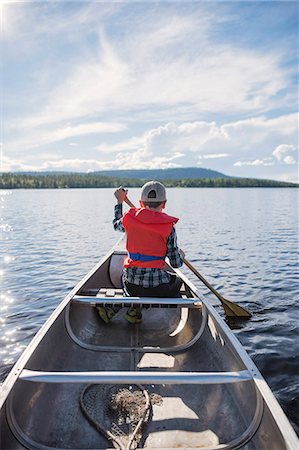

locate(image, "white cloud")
[[283, 155, 296, 165], [3, 113, 297, 176], [92, 113, 298, 178], [272, 144, 298, 165], [0, 155, 37, 172], [234, 159, 274, 167], [96, 113, 297, 161], [1, 154, 182, 173], [112, 152, 183, 171], [221, 114, 298, 145], [0, 156, 114, 173], [6, 3, 295, 134], [200, 153, 230, 159], [2, 2, 298, 183], [96, 135, 145, 154], [3, 2, 119, 51], [53, 122, 126, 141], [6, 121, 126, 153], [42, 159, 111, 172]]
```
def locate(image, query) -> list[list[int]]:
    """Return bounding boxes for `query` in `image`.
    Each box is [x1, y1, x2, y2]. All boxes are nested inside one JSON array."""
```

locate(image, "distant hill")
[[95, 167, 229, 180]]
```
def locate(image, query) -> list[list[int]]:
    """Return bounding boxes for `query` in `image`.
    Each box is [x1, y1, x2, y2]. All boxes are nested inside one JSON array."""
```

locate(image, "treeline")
[[0, 173, 297, 189], [173, 178, 298, 187], [0, 173, 142, 189]]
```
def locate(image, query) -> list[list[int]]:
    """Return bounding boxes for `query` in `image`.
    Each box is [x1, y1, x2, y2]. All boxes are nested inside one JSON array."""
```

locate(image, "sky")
[[1, 0, 298, 182]]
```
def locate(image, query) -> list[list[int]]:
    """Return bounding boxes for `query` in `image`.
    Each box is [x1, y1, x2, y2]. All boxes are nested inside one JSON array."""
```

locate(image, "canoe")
[[1, 239, 298, 450]]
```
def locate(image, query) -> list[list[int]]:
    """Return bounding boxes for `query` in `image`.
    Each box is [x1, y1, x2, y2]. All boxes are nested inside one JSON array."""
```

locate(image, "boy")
[[98, 181, 185, 324]]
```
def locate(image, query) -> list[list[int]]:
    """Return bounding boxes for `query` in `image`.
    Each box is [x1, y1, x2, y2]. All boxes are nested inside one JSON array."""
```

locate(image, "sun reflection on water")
[[3, 255, 15, 263], [0, 293, 14, 305], [0, 223, 13, 232]]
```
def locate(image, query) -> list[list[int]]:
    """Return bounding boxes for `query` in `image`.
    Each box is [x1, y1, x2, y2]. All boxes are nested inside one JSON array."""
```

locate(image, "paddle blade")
[[222, 298, 252, 318]]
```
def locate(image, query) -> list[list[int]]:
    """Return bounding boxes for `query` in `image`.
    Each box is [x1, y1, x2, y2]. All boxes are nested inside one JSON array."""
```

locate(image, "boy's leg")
[[122, 274, 182, 323], [166, 273, 183, 297], [124, 274, 182, 298], [97, 306, 118, 323], [123, 281, 144, 323], [123, 306, 142, 324]]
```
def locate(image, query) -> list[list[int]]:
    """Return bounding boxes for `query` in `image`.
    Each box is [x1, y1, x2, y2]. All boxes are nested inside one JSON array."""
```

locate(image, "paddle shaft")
[[123, 196, 135, 208], [121, 189, 136, 208], [182, 258, 227, 303]]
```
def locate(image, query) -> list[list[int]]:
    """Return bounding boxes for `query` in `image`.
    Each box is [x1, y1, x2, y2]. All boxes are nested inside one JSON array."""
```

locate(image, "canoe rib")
[[65, 299, 208, 353]]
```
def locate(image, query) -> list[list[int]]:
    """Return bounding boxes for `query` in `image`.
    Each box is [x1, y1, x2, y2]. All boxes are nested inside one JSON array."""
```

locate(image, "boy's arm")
[[113, 203, 125, 232], [166, 227, 183, 268], [113, 186, 129, 232]]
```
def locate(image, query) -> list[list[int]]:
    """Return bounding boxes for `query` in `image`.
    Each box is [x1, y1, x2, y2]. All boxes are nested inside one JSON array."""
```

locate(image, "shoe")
[[97, 307, 116, 324], [124, 307, 142, 324]]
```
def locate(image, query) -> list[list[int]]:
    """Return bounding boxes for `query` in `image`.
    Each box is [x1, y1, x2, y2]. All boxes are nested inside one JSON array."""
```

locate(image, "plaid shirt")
[[113, 204, 183, 287]]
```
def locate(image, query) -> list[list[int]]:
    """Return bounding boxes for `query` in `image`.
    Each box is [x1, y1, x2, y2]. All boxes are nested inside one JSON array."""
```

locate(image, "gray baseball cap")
[[141, 181, 167, 202]]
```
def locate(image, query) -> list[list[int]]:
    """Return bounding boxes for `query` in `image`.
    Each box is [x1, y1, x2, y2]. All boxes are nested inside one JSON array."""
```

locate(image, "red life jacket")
[[122, 207, 179, 269]]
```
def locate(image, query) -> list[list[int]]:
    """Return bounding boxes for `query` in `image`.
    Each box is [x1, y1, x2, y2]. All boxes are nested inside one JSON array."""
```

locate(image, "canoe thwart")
[[72, 295, 202, 308], [20, 369, 253, 384]]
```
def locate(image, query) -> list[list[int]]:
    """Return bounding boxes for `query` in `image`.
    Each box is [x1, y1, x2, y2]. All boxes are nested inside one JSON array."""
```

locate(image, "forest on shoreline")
[[0, 173, 297, 189]]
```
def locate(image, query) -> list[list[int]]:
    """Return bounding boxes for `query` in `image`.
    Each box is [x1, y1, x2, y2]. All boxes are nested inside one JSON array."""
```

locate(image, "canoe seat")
[[97, 288, 124, 298], [97, 287, 189, 298], [78, 285, 190, 298]]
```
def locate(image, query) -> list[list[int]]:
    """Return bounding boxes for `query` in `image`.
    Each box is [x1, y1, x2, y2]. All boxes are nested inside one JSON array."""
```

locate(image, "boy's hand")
[[114, 186, 128, 204], [179, 249, 185, 259]]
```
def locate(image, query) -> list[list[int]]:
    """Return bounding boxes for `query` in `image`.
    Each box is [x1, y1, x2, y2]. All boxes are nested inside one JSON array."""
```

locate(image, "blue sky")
[[1, 1, 298, 182]]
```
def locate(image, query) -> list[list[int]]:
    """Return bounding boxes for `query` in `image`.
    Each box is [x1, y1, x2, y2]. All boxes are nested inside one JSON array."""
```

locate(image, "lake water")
[[0, 188, 298, 433]]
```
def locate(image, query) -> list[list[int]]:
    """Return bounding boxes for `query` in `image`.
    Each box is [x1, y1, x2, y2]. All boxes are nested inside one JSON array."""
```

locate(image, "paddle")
[[122, 193, 135, 208], [121, 193, 251, 318]]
